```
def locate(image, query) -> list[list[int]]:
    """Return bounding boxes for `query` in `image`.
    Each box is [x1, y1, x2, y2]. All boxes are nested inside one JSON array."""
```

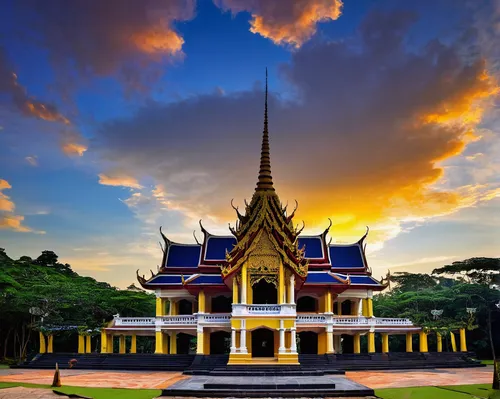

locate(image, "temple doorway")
[[298, 331, 318, 354], [178, 299, 193, 315], [211, 295, 232, 313], [210, 331, 231, 354], [251, 328, 274, 357], [341, 334, 354, 354], [252, 280, 277, 304], [297, 296, 318, 312], [177, 333, 193, 354]]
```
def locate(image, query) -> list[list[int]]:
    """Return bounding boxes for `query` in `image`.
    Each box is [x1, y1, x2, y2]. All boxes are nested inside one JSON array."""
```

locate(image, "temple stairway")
[[19, 351, 482, 372]]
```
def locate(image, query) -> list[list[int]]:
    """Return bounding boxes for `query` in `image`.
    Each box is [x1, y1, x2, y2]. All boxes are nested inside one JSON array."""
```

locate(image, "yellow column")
[[170, 333, 177, 354], [450, 332, 457, 352], [39, 332, 46, 354], [199, 290, 206, 313], [278, 261, 284, 304], [381, 333, 389, 353], [156, 297, 164, 316], [326, 290, 332, 313], [362, 299, 368, 316], [129, 334, 136, 353], [436, 332, 443, 352], [406, 332, 413, 352], [119, 335, 126, 354], [47, 335, 54, 353], [101, 331, 108, 353], [78, 334, 85, 354], [419, 331, 428, 352], [232, 281, 239, 304], [459, 328, 467, 352], [107, 335, 114, 353], [85, 335, 92, 353], [367, 298, 374, 317], [337, 300, 342, 316], [367, 332, 375, 353], [155, 331, 164, 354], [353, 334, 361, 354], [197, 328, 204, 354]]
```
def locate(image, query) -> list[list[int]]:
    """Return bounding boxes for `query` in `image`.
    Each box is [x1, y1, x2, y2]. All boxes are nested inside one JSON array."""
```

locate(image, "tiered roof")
[[137, 71, 384, 292]]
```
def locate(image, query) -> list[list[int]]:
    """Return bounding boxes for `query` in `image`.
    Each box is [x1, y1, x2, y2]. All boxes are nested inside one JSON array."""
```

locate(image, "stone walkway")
[[0, 366, 493, 390], [347, 367, 493, 389]]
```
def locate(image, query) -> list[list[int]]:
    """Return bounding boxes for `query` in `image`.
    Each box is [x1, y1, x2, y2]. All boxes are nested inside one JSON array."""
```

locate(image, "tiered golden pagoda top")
[[222, 70, 309, 281]]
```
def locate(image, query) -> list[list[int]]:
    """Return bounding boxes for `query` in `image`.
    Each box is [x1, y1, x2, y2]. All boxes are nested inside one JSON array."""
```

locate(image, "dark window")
[[297, 296, 318, 312], [252, 279, 277, 304], [211, 295, 232, 313]]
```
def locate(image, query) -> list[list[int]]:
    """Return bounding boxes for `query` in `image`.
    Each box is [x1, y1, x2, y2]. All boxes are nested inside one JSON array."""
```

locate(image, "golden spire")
[[256, 68, 274, 192]]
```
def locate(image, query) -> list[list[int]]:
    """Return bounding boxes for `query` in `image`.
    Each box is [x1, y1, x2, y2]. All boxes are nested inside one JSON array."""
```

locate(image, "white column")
[[230, 328, 237, 353], [357, 298, 363, 316], [289, 274, 295, 304], [169, 300, 173, 315], [279, 319, 286, 353], [241, 281, 247, 305], [240, 329, 247, 353], [290, 327, 297, 353], [239, 319, 247, 353]]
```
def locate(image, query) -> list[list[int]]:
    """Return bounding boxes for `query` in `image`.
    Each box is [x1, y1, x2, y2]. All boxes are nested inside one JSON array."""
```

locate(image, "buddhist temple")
[[95, 72, 471, 367]]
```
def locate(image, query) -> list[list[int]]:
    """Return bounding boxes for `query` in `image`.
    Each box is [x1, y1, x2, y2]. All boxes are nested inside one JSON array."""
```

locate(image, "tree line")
[[0, 248, 155, 363]]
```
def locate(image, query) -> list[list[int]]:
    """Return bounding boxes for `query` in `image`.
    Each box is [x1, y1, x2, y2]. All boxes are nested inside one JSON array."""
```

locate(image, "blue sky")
[[0, 0, 499, 287]]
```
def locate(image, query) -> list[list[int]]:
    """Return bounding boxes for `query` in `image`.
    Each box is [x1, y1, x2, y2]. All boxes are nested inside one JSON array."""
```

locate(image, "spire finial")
[[256, 68, 274, 192]]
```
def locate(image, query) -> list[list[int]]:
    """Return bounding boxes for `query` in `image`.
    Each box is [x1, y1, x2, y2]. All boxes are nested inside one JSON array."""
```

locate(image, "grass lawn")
[[482, 360, 495, 365], [0, 364, 9, 369], [0, 382, 161, 399], [376, 384, 497, 399]]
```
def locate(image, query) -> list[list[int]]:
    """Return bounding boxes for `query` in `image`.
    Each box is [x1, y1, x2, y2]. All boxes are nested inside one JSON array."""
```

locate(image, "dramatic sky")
[[1, 0, 499, 288]]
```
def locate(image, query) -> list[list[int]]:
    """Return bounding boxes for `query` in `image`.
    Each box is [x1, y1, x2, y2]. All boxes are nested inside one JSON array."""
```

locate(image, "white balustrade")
[[158, 315, 197, 325], [114, 317, 156, 326], [296, 314, 327, 324], [198, 314, 231, 324], [232, 304, 296, 316], [333, 317, 369, 325], [374, 317, 413, 326]]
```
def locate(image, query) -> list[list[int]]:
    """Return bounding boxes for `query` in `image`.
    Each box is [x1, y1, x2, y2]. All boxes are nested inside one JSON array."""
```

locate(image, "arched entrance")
[[211, 296, 232, 313], [210, 331, 231, 354], [251, 328, 274, 357], [297, 296, 318, 312], [252, 280, 277, 304], [298, 331, 318, 354], [178, 299, 192, 315], [177, 333, 194, 354]]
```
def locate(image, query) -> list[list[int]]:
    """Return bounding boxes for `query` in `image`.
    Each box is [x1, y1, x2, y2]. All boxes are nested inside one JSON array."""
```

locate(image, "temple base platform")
[[160, 375, 373, 398], [18, 352, 483, 372]]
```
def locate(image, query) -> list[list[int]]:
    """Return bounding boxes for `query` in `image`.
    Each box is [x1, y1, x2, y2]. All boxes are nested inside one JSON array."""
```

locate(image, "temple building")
[[98, 73, 469, 366]]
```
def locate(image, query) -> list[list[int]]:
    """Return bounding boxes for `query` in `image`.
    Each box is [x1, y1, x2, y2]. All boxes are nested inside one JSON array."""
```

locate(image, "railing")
[[232, 303, 296, 316], [333, 317, 369, 325], [374, 317, 413, 326], [114, 317, 156, 326], [198, 314, 231, 324], [296, 315, 327, 324], [158, 315, 197, 325]]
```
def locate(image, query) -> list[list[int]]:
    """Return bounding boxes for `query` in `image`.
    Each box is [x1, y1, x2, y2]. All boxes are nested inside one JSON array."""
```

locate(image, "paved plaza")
[[0, 366, 493, 390]]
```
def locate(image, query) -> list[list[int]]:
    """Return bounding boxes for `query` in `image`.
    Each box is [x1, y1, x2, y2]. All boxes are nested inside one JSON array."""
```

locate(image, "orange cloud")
[[215, 0, 343, 47], [0, 179, 45, 234], [98, 173, 143, 189]]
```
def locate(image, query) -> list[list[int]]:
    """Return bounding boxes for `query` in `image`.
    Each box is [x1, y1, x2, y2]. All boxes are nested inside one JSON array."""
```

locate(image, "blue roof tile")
[[204, 236, 237, 261], [166, 244, 201, 268], [298, 236, 324, 259], [187, 275, 224, 285], [329, 245, 365, 269], [305, 272, 346, 284], [349, 275, 382, 285], [147, 275, 188, 285]]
